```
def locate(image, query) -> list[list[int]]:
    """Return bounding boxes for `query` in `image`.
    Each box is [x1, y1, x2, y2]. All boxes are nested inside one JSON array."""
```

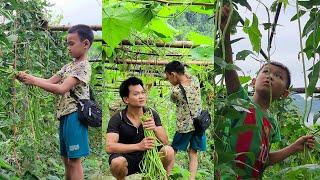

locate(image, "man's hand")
[[16, 71, 35, 85], [292, 135, 315, 152], [142, 117, 156, 131], [138, 137, 155, 151]]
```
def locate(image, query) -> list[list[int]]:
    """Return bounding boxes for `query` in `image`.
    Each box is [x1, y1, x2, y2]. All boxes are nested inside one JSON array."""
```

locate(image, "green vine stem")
[[306, 11, 319, 124], [296, 1, 309, 124], [12, 14, 21, 175]]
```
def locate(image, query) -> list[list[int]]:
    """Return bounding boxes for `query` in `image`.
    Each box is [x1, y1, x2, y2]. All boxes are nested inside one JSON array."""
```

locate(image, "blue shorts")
[[59, 112, 90, 158], [171, 131, 206, 152]]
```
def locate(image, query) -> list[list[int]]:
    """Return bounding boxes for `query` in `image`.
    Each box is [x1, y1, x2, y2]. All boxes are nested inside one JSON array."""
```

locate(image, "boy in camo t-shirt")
[[165, 61, 207, 180], [17, 24, 93, 179]]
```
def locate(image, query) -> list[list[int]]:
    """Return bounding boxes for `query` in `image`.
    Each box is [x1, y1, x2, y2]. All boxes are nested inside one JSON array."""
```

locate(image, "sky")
[[233, 0, 313, 88], [46, 0, 101, 26]]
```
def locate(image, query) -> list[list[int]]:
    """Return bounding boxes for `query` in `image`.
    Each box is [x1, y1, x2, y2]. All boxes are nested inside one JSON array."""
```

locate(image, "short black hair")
[[258, 61, 291, 89], [119, 77, 144, 99], [164, 61, 185, 74], [68, 24, 94, 46]]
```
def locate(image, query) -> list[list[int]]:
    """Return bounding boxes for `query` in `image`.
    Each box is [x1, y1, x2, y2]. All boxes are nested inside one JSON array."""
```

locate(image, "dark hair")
[[119, 77, 144, 99], [164, 61, 185, 74], [258, 61, 291, 89], [68, 24, 94, 46]]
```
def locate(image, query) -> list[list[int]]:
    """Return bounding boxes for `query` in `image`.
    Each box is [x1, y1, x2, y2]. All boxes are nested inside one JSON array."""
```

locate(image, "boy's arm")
[[224, 30, 241, 94], [21, 73, 78, 95], [221, 5, 241, 94], [105, 133, 155, 153], [47, 75, 61, 84], [268, 135, 315, 165], [17, 72, 61, 84], [32, 75, 61, 84]]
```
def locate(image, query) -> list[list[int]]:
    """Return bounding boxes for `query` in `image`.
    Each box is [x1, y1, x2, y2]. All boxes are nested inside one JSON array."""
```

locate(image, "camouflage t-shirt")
[[170, 75, 201, 133], [55, 60, 91, 119]]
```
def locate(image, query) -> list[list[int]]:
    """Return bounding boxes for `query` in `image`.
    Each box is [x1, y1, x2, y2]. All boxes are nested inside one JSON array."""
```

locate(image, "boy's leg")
[[62, 157, 84, 180], [188, 148, 198, 180], [189, 132, 207, 180], [60, 112, 90, 180], [159, 145, 175, 175], [110, 156, 128, 180]]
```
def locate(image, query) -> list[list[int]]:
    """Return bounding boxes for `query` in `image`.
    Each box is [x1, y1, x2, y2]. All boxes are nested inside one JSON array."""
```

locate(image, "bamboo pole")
[[129, 0, 215, 6], [120, 40, 197, 48], [46, 25, 102, 31], [292, 88, 320, 94], [110, 59, 213, 65]]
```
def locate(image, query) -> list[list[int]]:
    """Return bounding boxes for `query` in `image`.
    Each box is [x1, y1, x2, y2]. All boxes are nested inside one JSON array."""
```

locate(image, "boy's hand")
[[16, 71, 35, 85], [292, 135, 315, 152], [219, 5, 231, 32], [142, 118, 156, 131], [139, 137, 155, 151]]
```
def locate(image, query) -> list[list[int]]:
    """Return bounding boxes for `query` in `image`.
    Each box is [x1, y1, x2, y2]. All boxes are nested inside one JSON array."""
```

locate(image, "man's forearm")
[[106, 143, 141, 154], [268, 144, 297, 166], [154, 127, 169, 145]]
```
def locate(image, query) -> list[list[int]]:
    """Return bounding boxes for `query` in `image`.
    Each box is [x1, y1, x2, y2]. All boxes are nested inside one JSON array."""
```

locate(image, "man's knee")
[[160, 145, 175, 159], [110, 156, 128, 172]]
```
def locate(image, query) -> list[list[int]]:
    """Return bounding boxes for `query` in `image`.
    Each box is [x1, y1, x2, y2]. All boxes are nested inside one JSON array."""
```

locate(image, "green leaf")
[[188, 5, 214, 15], [236, 50, 254, 60], [290, 10, 307, 21], [313, 112, 320, 124], [230, 37, 244, 44], [0, 33, 9, 46], [214, 56, 228, 68], [217, 151, 236, 164], [262, 23, 272, 30], [0, 158, 13, 171], [148, 17, 177, 39], [190, 45, 214, 60], [243, 14, 262, 53], [306, 60, 320, 97], [298, 0, 320, 9], [231, 105, 250, 113], [131, 8, 155, 30], [278, 0, 289, 9], [302, 8, 320, 36], [103, 5, 155, 54], [239, 76, 252, 84], [187, 31, 214, 45], [234, 0, 252, 11], [158, 6, 177, 17], [102, 6, 133, 53]]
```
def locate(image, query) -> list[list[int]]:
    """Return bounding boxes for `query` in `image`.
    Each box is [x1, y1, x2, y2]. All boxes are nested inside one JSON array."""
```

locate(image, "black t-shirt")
[[107, 107, 162, 147]]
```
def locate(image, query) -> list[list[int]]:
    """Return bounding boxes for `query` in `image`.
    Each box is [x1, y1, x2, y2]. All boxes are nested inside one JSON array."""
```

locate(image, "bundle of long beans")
[[140, 110, 167, 180]]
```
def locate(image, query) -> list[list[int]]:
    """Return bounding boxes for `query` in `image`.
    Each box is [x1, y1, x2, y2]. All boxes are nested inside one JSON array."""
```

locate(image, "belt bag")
[[179, 84, 211, 135], [70, 89, 102, 127]]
